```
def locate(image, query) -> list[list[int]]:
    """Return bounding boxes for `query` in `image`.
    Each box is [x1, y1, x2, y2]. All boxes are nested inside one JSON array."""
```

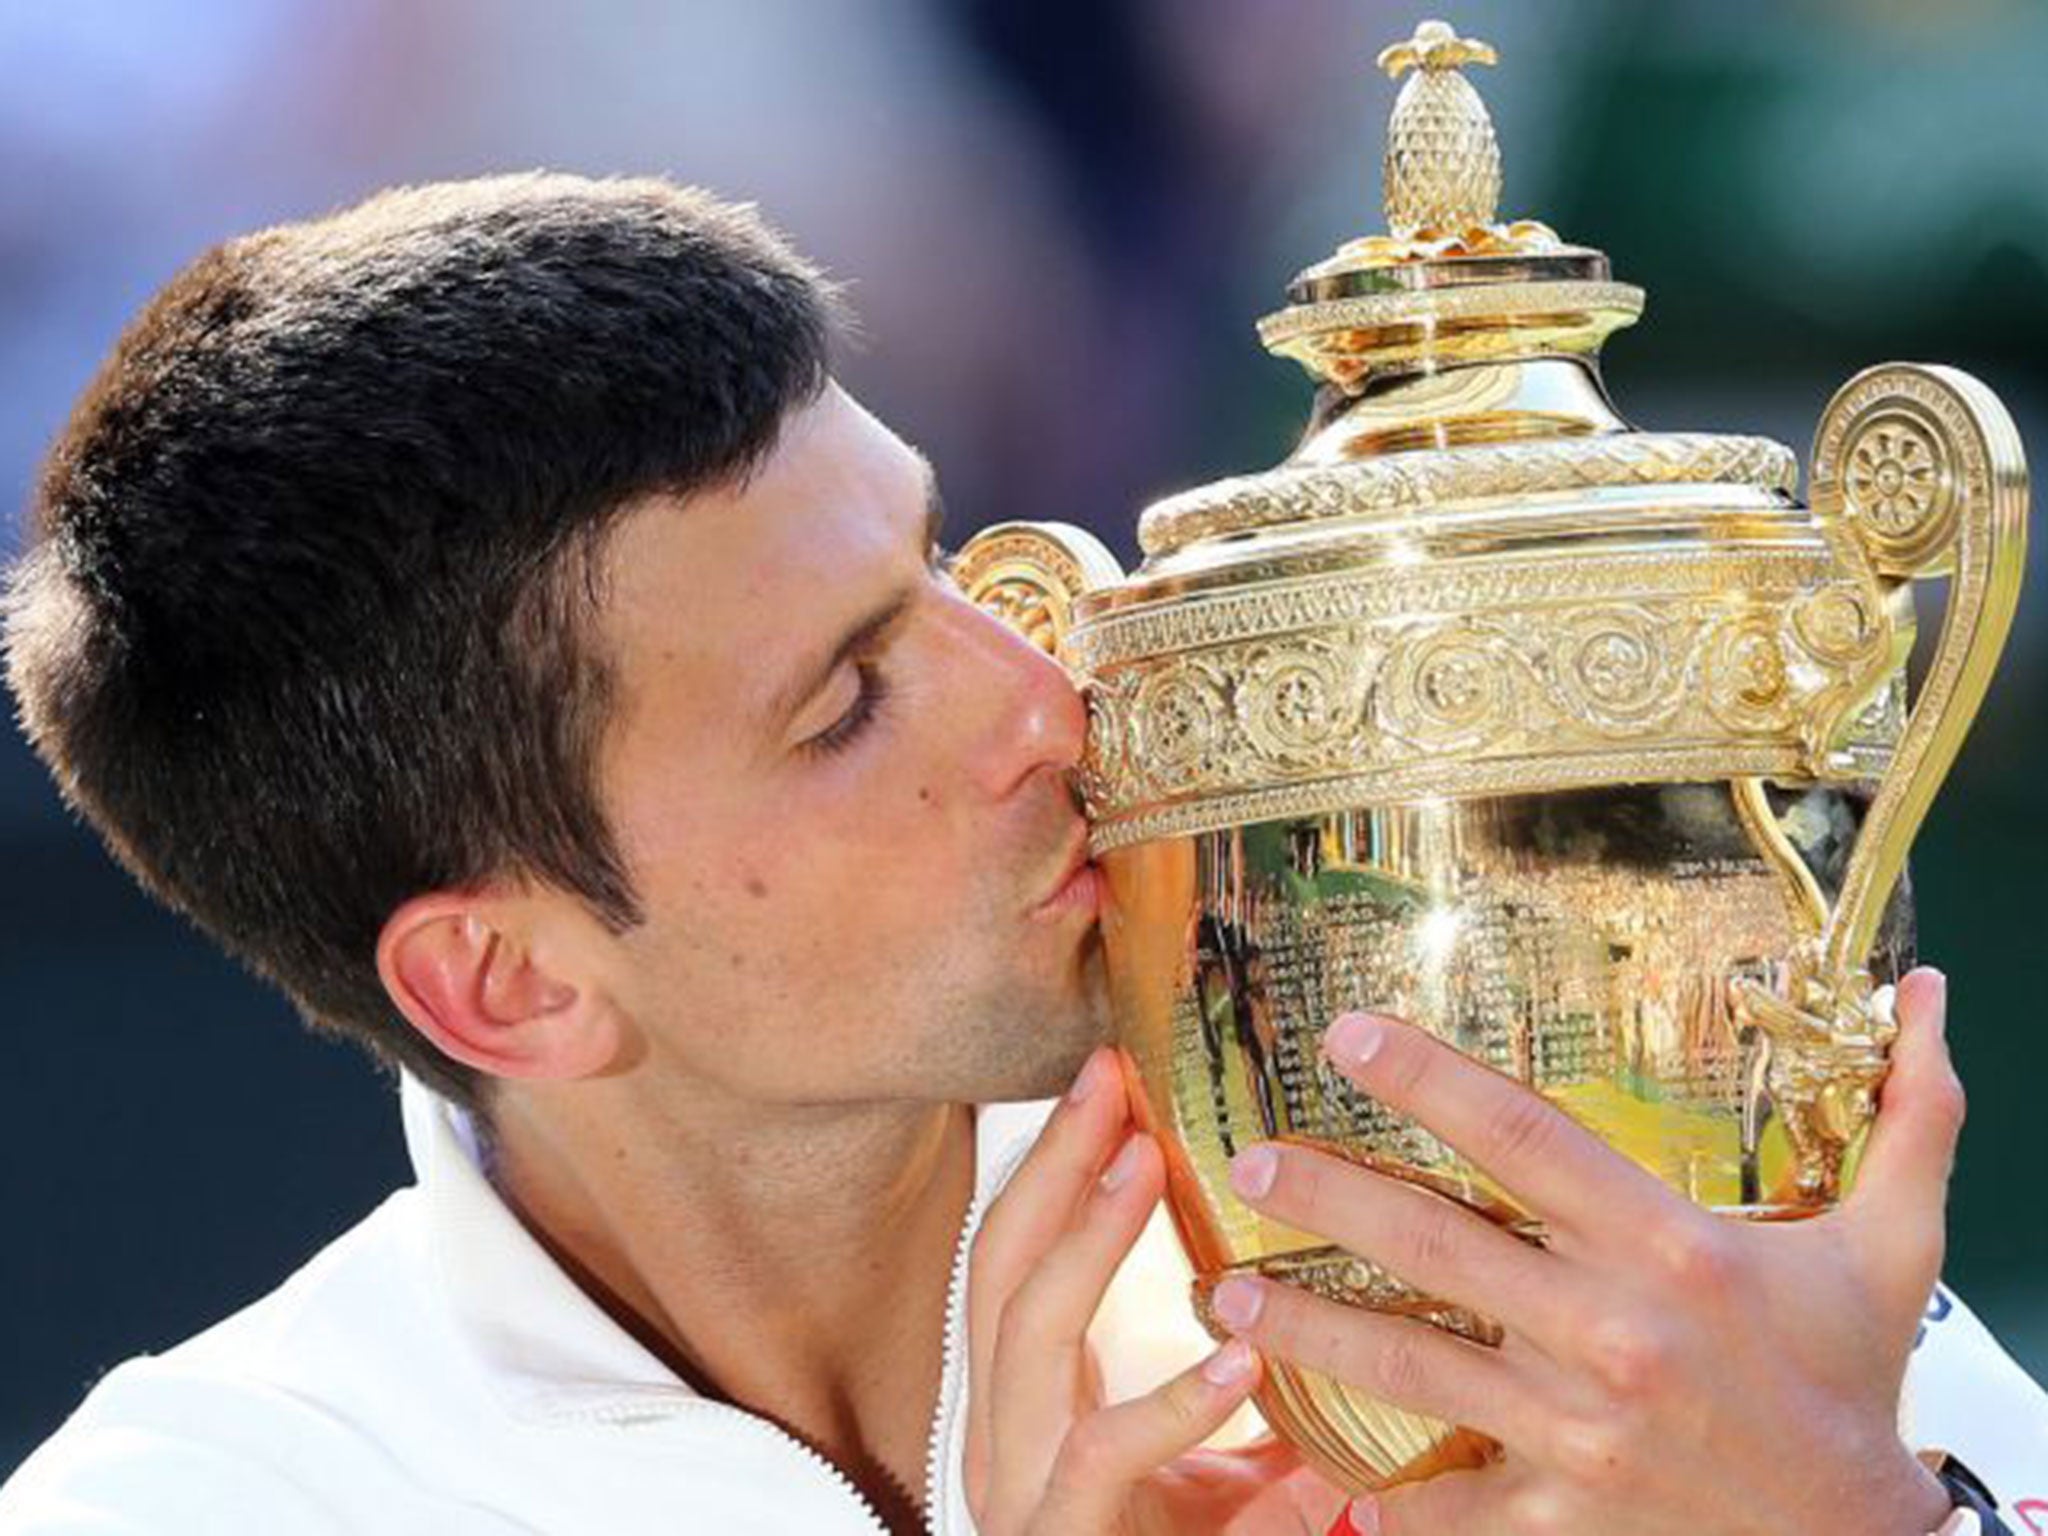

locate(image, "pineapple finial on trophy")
[[1257, 16, 1630, 388], [1375, 19, 1502, 239]]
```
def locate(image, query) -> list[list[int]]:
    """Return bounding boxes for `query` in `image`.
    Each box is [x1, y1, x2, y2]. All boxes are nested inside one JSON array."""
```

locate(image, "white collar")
[[398, 1074, 689, 1419]]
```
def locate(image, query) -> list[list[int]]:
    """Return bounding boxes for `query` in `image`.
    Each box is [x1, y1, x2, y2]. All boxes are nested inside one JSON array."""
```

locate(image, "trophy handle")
[[949, 521, 1127, 660], [1732, 364, 2028, 1203]]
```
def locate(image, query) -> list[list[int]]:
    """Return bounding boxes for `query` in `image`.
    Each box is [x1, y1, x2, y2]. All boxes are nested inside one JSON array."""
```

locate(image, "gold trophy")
[[954, 20, 2029, 1489]]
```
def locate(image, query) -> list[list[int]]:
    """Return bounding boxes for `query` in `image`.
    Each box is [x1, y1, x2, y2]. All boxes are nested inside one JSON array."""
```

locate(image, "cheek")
[[735, 773, 976, 941], [612, 772, 982, 1023], [763, 771, 959, 890], [654, 694, 991, 978]]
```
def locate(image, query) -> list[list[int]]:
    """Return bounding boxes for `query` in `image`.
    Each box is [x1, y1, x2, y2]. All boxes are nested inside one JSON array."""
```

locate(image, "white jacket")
[[2, 1079, 2042, 1533]]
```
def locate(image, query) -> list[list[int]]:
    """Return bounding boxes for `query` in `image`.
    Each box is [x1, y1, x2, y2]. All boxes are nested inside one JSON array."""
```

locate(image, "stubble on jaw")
[[968, 929, 1114, 1104]]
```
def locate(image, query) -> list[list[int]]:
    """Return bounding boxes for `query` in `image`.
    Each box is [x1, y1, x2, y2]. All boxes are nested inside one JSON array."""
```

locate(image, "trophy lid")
[[1127, 20, 1794, 570], [1254, 20, 1641, 398]]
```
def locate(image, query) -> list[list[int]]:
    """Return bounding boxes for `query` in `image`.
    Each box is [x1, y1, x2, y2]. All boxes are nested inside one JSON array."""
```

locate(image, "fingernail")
[[1925, 967, 1948, 1035], [1347, 1495, 1383, 1535], [1065, 1049, 1104, 1106], [1211, 1276, 1265, 1330], [1099, 1135, 1145, 1194], [1201, 1338, 1256, 1388], [1324, 1013, 1387, 1070], [1229, 1144, 1280, 1201]]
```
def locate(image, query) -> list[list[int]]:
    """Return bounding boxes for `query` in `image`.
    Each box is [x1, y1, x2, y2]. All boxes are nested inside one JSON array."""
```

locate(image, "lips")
[[1031, 827, 1102, 921]]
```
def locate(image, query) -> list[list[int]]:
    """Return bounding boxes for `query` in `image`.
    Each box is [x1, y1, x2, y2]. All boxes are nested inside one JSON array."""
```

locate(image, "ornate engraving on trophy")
[[1069, 548, 1901, 855]]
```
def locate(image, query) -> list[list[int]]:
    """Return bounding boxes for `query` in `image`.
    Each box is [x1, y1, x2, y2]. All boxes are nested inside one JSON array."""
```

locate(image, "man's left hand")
[[1212, 966, 1962, 1534]]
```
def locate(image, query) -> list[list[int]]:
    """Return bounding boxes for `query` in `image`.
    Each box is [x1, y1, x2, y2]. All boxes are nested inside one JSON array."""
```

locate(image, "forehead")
[[595, 387, 930, 743]]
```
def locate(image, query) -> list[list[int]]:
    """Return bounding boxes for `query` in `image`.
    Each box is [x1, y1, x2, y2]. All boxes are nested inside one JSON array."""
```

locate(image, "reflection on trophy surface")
[[955, 18, 2028, 1490]]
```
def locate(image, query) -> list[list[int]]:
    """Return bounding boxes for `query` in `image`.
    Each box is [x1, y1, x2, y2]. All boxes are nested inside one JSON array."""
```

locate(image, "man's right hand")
[[963, 1047, 1347, 1535]]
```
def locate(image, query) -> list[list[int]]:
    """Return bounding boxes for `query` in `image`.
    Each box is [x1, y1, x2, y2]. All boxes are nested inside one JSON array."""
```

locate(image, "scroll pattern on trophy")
[[1069, 545, 1899, 853]]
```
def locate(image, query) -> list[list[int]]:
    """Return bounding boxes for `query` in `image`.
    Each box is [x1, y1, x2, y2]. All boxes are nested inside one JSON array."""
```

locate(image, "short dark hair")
[[4, 173, 843, 1106]]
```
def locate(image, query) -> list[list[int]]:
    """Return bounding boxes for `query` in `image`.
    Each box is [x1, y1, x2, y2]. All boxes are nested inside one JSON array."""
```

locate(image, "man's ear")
[[375, 889, 619, 1084]]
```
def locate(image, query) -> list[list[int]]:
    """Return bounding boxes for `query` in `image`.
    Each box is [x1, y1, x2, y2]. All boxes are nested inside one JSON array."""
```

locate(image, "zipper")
[[922, 1171, 989, 1536], [553, 1393, 890, 1534]]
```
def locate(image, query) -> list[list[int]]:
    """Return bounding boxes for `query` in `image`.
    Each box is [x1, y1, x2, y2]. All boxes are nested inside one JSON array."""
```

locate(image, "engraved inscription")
[[1115, 785, 1910, 1229]]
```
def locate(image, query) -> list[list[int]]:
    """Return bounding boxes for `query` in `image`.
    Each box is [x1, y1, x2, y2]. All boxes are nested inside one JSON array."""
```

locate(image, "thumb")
[[1842, 966, 1964, 1290]]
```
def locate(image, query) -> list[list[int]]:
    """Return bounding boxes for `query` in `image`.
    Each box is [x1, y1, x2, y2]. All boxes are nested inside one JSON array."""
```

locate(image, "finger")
[[974, 1047, 1132, 1292], [1842, 967, 1963, 1288], [1322, 1012, 1673, 1242], [1204, 1273, 1535, 1448], [987, 1133, 1166, 1508], [1020, 1340, 1263, 1535], [1226, 1141, 1571, 1354], [968, 1047, 1131, 1491]]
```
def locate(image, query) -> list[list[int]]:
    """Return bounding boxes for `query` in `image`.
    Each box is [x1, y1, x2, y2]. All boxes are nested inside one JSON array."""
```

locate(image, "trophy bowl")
[[953, 19, 2029, 1491]]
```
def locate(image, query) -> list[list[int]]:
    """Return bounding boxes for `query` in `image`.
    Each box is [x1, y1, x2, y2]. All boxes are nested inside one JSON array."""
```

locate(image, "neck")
[[487, 1076, 978, 1530]]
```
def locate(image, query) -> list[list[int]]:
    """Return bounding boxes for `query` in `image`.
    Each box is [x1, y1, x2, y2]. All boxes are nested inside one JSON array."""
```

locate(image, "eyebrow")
[[765, 463, 948, 735]]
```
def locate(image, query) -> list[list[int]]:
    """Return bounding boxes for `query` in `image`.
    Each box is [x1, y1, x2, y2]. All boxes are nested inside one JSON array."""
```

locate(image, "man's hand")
[[964, 1048, 1348, 1535], [1211, 966, 1963, 1534]]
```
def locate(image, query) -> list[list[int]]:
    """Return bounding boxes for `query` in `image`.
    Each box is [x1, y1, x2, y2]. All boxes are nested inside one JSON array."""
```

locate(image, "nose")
[[936, 585, 1088, 799]]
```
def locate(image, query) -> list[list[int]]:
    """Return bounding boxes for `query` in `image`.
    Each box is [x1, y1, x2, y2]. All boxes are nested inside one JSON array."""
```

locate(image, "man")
[[0, 175, 2039, 1534]]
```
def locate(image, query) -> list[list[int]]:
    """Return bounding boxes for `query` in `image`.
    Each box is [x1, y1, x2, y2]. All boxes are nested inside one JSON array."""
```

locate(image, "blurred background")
[[2, 0, 2043, 1474]]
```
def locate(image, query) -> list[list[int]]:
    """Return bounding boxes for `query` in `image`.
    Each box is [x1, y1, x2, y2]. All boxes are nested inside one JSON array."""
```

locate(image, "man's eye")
[[802, 662, 889, 759]]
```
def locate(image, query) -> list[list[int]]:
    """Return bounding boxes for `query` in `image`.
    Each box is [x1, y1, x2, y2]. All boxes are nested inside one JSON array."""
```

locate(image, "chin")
[[989, 959, 1113, 1102], [1006, 1037, 1101, 1103]]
